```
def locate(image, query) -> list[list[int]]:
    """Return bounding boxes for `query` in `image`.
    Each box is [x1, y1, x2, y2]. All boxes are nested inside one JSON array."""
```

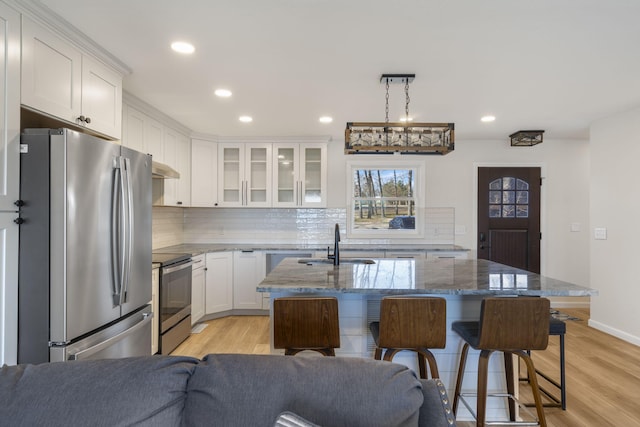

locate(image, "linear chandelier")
[[345, 74, 455, 155]]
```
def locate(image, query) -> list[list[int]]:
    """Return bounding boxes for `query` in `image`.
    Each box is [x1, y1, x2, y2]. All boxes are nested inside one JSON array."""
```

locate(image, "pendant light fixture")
[[345, 74, 455, 155]]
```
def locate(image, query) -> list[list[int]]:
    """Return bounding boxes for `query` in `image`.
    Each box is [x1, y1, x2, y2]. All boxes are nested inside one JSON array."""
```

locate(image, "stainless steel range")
[[152, 253, 192, 354]]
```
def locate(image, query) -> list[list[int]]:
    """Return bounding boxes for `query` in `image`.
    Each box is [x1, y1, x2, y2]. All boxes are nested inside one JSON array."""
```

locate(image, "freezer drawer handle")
[[69, 312, 153, 361]]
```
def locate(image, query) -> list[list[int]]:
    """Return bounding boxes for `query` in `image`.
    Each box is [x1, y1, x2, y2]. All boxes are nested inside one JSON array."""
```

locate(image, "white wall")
[[589, 107, 640, 345]]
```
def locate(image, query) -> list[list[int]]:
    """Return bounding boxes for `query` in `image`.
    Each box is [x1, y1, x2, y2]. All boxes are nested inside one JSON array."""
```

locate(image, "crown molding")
[[7, 0, 131, 76]]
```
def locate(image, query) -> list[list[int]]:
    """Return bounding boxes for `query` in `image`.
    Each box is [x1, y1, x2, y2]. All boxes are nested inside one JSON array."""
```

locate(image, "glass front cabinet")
[[218, 143, 272, 207], [273, 143, 327, 208]]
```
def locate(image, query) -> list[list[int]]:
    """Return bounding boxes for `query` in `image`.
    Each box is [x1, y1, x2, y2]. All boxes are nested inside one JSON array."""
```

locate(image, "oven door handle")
[[162, 260, 193, 275]]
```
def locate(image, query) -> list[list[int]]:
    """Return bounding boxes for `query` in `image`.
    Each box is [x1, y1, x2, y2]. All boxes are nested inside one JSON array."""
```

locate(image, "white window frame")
[[346, 158, 426, 239]]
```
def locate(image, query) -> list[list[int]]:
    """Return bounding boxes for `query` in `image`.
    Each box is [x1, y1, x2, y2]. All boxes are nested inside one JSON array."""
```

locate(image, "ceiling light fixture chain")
[[385, 78, 390, 124], [404, 78, 410, 122]]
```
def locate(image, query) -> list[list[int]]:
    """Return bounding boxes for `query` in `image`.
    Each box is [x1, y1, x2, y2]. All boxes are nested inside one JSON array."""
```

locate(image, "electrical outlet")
[[594, 228, 607, 240]]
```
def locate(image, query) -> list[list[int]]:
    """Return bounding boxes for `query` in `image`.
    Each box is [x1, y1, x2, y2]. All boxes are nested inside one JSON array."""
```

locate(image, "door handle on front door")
[[479, 232, 486, 250]]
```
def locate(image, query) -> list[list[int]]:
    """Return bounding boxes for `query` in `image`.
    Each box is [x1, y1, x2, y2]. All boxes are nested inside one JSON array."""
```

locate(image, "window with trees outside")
[[347, 160, 425, 238]]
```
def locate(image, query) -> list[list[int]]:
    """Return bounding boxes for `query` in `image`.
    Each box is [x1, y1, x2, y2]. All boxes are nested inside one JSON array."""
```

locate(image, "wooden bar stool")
[[452, 297, 550, 427], [273, 297, 340, 356], [520, 316, 567, 410], [369, 296, 446, 379]]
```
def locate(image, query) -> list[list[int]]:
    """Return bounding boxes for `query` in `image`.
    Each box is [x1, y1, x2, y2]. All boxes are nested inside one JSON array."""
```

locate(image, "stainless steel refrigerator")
[[18, 128, 152, 364]]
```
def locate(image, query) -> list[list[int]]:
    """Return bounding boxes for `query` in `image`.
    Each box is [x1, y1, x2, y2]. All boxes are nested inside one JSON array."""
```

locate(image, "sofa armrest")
[[418, 379, 456, 427]]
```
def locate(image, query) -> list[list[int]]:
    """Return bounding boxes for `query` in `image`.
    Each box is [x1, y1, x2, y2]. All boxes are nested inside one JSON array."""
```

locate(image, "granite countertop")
[[257, 257, 598, 297], [153, 243, 468, 256]]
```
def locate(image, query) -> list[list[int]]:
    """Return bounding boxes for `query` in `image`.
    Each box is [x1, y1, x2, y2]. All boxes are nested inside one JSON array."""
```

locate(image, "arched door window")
[[488, 177, 529, 218]]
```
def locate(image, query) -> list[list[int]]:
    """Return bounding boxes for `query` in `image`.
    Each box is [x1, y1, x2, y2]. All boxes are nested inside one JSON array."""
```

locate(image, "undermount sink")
[[298, 258, 376, 265]]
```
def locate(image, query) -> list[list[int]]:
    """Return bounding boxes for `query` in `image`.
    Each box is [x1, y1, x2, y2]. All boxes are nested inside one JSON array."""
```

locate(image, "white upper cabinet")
[[122, 104, 163, 159], [191, 138, 218, 207], [122, 102, 190, 207], [21, 17, 122, 140], [80, 55, 122, 139], [273, 143, 327, 208], [218, 143, 271, 207], [0, 4, 19, 213], [162, 129, 191, 207]]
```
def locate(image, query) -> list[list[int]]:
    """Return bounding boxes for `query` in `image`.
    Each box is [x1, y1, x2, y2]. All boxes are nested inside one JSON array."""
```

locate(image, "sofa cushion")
[[184, 354, 423, 427], [0, 355, 198, 427]]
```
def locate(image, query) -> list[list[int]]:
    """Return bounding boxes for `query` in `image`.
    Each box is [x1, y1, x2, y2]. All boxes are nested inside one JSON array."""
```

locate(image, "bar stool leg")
[[417, 348, 440, 379], [477, 349, 492, 427], [417, 352, 428, 379], [559, 333, 566, 410], [452, 343, 470, 416], [517, 350, 548, 427], [504, 353, 517, 421], [374, 348, 382, 360]]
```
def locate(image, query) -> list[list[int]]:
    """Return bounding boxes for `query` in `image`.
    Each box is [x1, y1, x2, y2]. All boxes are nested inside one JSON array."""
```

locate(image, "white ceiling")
[[37, 0, 640, 142]]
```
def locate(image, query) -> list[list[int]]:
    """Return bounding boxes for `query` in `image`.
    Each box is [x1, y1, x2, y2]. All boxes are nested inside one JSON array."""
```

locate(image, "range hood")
[[151, 161, 180, 179]]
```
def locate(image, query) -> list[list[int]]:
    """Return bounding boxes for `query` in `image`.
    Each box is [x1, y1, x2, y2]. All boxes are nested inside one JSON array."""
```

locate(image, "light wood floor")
[[171, 308, 640, 426]]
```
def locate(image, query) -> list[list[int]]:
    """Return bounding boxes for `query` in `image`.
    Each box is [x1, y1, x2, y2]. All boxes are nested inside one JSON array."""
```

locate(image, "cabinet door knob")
[[85, 116, 91, 124]]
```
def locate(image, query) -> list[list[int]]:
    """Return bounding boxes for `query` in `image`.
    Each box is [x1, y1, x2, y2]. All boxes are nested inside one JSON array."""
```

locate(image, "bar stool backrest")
[[478, 297, 550, 351], [379, 297, 447, 349], [273, 297, 340, 350]]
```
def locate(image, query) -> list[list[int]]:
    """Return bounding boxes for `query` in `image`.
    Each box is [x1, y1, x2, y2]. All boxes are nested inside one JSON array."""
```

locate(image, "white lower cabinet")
[[205, 252, 233, 314], [151, 267, 159, 355], [233, 251, 266, 310], [191, 255, 206, 325]]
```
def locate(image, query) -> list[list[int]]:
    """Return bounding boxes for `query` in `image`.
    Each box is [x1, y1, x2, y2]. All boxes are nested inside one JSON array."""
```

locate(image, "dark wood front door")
[[477, 167, 541, 273]]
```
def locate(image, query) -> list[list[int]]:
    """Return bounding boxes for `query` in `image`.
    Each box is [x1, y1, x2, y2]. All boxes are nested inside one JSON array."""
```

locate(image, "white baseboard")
[[588, 319, 640, 347]]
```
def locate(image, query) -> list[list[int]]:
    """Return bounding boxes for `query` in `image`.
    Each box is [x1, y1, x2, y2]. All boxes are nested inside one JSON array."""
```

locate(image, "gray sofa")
[[0, 354, 456, 427]]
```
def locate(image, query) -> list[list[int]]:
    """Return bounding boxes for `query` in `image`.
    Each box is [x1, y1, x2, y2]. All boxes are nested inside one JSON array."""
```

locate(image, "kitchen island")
[[258, 257, 597, 421]]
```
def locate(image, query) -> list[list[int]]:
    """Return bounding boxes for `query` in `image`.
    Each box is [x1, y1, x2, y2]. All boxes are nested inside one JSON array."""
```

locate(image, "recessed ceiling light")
[[171, 41, 195, 54], [214, 89, 232, 97], [319, 116, 333, 123], [239, 116, 253, 123], [481, 115, 496, 123]]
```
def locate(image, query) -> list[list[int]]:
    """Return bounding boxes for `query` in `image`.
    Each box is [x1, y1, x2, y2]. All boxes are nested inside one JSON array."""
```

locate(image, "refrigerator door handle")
[[111, 157, 126, 306], [68, 312, 153, 361], [121, 157, 134, 304]]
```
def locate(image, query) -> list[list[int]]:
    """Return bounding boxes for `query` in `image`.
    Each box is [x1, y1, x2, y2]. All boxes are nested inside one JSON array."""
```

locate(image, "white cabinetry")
[[162, 129, 191, 206], [233, 251, 266, 310], [218, 143, 271, 207], [122, 103, 190, 206], [0, 3, 21, 366], [21, 17, 122, 139], [273, 143, 327, 207], [151, 267, 159, 354], [205, 251, 233, 314], [122, 104, 163, 160], [191, 138, 218, 207], [191, 254, 205, 325]]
